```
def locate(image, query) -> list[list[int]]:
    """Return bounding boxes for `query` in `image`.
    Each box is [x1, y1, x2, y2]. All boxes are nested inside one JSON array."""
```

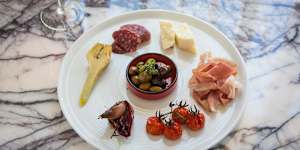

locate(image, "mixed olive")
[[128, 58, 172, 92]]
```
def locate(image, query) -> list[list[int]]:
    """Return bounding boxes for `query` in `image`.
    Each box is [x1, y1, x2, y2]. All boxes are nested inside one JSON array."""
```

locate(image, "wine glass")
[[40, 0, 85, 32]]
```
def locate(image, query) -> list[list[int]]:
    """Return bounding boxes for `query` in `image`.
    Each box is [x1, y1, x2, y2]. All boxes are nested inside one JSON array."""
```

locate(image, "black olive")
[[166, 65, 172, 73], [128, 66, 138, 75], [163, 77, 172, 88], [151, 76, 167, 88], [155, 62, 171, 77]]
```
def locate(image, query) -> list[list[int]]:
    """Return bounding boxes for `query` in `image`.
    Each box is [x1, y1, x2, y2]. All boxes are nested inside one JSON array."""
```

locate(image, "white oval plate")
[[58, 10, 247, 150]]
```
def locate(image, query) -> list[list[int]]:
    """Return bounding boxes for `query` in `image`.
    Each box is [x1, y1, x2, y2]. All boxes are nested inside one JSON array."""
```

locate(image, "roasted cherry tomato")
[[186, 113, 205, 131], [164, 121, 182, 140], [146, 117, 165, 135], [172, 107, 189, 124]]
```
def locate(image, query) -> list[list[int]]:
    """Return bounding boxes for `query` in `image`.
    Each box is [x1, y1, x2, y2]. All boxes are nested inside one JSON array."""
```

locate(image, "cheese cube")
[[160, 21, 176, 50], [175, 23, 196, 53]]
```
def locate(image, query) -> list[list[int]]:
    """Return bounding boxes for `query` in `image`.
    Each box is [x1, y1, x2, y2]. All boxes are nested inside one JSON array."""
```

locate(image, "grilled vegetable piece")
[[100, 102, 126, 120], [79, 43, 112, 107], [100, 101, 134, 138]]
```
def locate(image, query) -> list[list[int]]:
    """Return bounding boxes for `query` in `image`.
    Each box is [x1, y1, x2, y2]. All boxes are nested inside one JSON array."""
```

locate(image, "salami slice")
[[112, 29, 140, 52], [121, 24, 151, 43], [112, 42, 128, 54]]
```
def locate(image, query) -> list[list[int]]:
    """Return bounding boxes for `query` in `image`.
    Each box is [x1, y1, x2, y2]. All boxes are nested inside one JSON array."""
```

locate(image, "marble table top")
[[0, 0, 300, 149]]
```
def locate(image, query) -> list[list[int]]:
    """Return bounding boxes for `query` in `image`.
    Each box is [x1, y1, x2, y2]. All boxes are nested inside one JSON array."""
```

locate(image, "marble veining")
[[0, 0, 300, 149]]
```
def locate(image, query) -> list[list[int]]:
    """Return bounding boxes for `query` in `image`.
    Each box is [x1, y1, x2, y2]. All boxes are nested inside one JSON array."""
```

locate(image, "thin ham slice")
[[218, 76, 237, 99], [192, 91, 210, 111], [209, 58, 237, 68], [207, 62, 236, 80], [207, 91, 220, 112], [189, 75, 217, 92], [189, 52, 240, 112], [193, 63, 215, 73], [190, 82, 217, 92], [217, 91, 231, 106], [195, 72, 216, 83]]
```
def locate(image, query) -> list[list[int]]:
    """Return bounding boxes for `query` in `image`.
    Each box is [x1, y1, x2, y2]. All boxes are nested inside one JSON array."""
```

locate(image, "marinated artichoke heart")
[[79, 43, 112, 107]]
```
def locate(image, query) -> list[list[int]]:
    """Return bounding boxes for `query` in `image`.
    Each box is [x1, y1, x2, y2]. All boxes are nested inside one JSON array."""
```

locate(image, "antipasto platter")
[[58, 10, 247, 150]]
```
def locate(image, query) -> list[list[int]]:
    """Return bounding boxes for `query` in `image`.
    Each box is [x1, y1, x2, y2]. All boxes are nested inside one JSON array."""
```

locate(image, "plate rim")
[[58, 9, 248, 150]]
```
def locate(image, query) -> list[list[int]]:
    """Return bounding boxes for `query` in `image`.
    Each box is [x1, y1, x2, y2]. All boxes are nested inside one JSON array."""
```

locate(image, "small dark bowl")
[[126, 53, 178, 100]]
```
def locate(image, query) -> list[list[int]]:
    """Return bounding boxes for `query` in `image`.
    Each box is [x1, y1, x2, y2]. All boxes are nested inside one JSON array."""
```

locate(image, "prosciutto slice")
[[207, 62, 236, 80], [189, 52, 240, 112]]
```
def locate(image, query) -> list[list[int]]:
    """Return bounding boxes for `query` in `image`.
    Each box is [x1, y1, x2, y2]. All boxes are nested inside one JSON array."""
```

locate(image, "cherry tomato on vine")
[[146, 116, 165, 135], [186, 112, 205, 131], [172, 107, 189, 124], [164, 121, 182, 140]]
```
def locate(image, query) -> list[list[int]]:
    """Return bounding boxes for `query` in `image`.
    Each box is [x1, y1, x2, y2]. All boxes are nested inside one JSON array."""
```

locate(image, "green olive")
[[138, 71, 152, 83], [128, 66, 138, 75], [146, 58, 156, 65], [136, 61, 145, 68], [138, 65, 146, 73], [148, 69, 159, 75], [139, 83, 151, 90], [149, 86, 163, 92]]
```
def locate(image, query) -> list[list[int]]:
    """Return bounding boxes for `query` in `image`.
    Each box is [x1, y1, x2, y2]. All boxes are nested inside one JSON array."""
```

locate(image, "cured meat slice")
[[112, 29, 140, 52], [189, 75, 198, 85], [209, 58, 237, 68], [207, 91, 220, 112], [112, 24, 151, 54], [189, 52, 240, 112], [193, 63, 215, 73], [207, 62, 236, 80], [217, 91, 231, 106], [196, 90, 210, 99], [194, 72, 216, 83], [190, 81, 217, 92], [121, 24, 151, 43], [218, 76, 237, 99], [112, 42, 128, 54], [192, 91, 210, 111]]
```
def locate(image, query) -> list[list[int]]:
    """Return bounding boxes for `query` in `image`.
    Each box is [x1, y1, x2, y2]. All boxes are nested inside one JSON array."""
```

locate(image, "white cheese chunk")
[[175, 23, 196, 53], [160, 21, 176, 50]]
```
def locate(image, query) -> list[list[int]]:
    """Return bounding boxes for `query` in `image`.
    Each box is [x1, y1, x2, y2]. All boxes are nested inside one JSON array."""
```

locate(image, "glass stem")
[[57, 0, 62, 7], [56, 0, 65, 16]]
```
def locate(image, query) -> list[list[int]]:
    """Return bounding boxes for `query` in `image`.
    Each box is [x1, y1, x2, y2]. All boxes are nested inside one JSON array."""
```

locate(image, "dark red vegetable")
[[99, 101, 134, 137]]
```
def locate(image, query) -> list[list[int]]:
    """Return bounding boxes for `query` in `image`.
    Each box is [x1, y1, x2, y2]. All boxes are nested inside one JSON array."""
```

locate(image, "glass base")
[[40, 0, 85, 31]]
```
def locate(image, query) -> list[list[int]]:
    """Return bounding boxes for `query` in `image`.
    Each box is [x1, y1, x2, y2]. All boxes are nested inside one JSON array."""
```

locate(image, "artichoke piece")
[[79, 43, 112, 107]]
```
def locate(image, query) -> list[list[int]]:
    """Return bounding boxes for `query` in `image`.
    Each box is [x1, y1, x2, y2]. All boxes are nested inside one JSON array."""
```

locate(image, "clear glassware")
[[40, 0, 85, 31]]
